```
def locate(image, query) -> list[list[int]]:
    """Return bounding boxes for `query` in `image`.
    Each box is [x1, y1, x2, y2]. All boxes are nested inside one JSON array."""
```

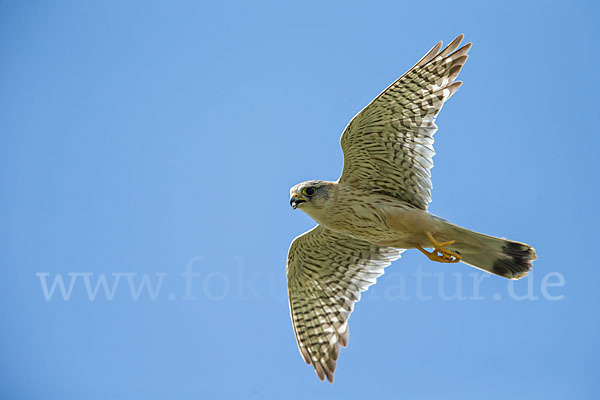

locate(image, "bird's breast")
[[319, 190, 433, 248]]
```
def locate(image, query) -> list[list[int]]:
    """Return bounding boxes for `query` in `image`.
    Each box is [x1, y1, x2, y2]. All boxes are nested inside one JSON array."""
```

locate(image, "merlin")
[[286, 34, 537, 383]]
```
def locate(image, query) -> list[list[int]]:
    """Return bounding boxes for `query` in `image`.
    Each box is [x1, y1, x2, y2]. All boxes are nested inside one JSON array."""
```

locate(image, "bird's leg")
[[417, 232, 461, 263]]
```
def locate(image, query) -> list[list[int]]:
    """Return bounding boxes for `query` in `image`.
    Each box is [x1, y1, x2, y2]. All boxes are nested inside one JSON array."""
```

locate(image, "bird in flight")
[[286, 34, 537, 383]]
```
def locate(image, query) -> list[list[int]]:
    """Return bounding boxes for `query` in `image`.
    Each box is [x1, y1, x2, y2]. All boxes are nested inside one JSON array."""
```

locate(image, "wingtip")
[[439, 34, 468, 58], [431, 40, 443, 55]]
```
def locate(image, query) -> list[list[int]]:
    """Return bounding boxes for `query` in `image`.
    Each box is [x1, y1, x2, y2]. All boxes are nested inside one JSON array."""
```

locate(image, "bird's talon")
[[417, 232, 461, 263]]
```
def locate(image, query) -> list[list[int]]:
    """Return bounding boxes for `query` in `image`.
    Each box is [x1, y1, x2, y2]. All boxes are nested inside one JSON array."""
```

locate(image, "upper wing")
[[339, 34, 472, 210], [287, 225, 403, 383]]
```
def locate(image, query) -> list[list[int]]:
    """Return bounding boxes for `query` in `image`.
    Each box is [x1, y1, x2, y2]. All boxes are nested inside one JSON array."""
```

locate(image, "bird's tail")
[[445, 223, 537, 279]]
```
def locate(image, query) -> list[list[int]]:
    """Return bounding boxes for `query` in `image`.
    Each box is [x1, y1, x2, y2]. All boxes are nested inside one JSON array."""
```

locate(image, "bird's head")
[[289, 180, 335, 216]]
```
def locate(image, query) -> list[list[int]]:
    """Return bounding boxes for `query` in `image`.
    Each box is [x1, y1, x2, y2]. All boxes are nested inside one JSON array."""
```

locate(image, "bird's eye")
[[303, 187, 316, 196]]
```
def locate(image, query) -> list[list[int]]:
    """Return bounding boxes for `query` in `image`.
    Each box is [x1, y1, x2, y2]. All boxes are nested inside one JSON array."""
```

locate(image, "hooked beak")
[[290, 194, 306, 210]]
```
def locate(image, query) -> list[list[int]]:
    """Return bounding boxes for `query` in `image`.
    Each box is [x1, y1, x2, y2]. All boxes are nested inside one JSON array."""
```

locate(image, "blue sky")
[[1, 1, 599, 399]]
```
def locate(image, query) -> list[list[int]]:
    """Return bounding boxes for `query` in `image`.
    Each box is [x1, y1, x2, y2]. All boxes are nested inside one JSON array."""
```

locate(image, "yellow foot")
[[417, 232, 461, 263]]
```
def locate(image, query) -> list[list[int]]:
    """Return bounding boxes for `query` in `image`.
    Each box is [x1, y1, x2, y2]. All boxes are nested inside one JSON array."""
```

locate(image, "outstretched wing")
[[339, 34, 472, 210], [286, 225, 403, 382]]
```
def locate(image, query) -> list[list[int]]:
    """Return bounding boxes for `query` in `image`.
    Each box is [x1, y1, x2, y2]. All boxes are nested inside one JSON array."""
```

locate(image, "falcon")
[[286, 34, 537, 383]]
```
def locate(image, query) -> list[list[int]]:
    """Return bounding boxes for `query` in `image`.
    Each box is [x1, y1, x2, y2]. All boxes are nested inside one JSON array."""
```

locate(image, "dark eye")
[[303, 187, 315, 196]]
